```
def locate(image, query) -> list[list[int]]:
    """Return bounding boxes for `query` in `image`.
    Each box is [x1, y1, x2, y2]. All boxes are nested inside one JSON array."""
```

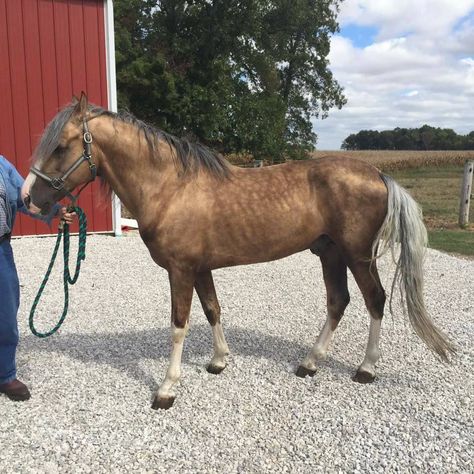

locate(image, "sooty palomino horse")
[[23, 94, 454, 409]]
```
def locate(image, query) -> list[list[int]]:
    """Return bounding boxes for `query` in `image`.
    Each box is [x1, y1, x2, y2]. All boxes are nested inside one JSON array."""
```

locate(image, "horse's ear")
[[78, 91, 88, 115], [71, 94, 79, 105]]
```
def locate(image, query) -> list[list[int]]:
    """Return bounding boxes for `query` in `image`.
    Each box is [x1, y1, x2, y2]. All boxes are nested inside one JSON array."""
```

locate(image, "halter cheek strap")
[[30, 118, 97, 202]]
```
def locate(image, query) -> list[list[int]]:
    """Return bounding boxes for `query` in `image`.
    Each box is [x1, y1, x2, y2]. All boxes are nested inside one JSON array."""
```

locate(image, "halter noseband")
[[30, 119, 97, 199]]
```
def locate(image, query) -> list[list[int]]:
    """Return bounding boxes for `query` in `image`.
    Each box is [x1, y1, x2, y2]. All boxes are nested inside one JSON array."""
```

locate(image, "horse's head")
[[23, 92, 98, 215]]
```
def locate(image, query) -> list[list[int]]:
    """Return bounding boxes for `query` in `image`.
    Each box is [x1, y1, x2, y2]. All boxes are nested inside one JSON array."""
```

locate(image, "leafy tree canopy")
[[114, 0, 346, 160], [341, 125, 474, 151]]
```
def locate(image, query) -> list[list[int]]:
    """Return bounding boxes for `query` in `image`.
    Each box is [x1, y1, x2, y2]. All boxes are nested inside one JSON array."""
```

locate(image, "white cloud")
[[339, 0, 474, 40], [315, 0, 474, 149]]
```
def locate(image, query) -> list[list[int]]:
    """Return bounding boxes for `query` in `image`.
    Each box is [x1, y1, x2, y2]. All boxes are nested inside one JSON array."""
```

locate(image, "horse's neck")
[[94, 118, 176, 220]]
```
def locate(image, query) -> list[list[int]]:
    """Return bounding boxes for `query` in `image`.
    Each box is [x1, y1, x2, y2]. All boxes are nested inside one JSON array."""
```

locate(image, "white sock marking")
[[301, 317, 335, 371], [358, 317, 382, 376], [209, 322, 229, 369], [157, 323, 188, 400]]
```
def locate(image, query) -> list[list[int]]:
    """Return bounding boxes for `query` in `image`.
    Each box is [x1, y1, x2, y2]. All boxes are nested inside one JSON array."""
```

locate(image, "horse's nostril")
[[24, 195, 31, 209]]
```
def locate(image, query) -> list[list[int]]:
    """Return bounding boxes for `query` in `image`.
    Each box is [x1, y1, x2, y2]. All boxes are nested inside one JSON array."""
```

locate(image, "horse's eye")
[[55, 145, 66, 157]]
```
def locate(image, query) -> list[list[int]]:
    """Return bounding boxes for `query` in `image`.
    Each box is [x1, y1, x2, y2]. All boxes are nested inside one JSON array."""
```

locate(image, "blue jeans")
[[0, 239, 20, 385]]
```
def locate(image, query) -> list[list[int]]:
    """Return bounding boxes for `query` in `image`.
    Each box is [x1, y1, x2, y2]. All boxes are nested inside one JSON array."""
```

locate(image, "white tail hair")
[[372, 174, 455, 362]]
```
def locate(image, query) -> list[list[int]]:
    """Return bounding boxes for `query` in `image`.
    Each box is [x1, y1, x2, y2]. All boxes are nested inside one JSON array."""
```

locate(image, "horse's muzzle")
[[23, 194, 31, 209]]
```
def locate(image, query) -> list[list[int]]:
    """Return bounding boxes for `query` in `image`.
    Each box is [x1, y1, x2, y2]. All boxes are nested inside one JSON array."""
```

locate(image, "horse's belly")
[[203, 219, 321, 269]]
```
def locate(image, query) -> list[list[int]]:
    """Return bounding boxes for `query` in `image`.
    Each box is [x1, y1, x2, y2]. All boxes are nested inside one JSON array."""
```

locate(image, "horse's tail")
[[372, 174, 455, 362]]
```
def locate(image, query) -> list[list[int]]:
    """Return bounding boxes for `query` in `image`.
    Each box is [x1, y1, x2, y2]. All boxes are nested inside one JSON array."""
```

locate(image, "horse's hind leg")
[[195, 271, 230, 374], [349, 260, 386, 383], [296, 242, 350, 377]]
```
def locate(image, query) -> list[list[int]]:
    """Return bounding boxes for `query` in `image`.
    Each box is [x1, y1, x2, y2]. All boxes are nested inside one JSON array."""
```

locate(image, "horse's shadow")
[[21, 324, 356, 389]]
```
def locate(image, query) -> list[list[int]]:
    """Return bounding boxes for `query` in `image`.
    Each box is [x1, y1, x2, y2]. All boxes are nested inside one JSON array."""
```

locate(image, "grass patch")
[[389, 165, 473, 256], [428, 230, 474, 256]]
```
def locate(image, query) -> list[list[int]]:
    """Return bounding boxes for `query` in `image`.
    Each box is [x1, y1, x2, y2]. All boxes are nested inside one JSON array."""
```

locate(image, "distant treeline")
[[341, 125, 474, 150]]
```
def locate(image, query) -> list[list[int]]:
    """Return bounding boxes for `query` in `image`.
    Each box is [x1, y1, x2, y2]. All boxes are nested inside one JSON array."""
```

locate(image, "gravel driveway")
[[1, 232, 472, 473]]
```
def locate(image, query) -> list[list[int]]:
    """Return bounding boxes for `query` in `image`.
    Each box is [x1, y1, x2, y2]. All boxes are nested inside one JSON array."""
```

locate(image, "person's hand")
[[59, 207, 76, 225]]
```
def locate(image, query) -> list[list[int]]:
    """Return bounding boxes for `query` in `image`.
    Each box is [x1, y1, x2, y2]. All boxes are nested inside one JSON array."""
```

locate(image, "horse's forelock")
[[32, 104, 77, 164]]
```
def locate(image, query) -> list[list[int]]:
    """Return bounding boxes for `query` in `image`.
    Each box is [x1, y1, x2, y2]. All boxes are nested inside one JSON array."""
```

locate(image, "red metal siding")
[[0, 0, 112, 235]]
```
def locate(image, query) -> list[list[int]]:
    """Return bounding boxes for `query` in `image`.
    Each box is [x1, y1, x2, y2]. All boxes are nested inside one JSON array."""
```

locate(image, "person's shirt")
[[0, 172, 11, 237], [0, 155, 60, 236]]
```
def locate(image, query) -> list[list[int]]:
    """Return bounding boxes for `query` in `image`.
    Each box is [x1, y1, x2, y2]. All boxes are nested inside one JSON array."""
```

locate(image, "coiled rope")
[[29, 206, 87, 338]]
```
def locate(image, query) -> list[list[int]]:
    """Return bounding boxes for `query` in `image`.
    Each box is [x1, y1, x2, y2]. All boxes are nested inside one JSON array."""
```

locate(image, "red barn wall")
[[0, 0, 112, 235]]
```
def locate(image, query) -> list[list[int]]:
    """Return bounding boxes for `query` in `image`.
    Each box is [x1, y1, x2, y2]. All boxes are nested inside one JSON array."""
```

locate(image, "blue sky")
[[314, 0, 474, 149], [340, 24, 378, 48]]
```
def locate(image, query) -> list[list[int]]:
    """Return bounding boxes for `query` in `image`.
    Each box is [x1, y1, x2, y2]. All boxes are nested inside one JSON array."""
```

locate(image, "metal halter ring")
[[50, 177, 66, 191], [83, 132, 92, 144]]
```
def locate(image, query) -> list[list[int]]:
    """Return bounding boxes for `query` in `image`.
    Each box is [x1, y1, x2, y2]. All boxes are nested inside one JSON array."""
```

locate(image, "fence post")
[[459, 160, 473, 228]]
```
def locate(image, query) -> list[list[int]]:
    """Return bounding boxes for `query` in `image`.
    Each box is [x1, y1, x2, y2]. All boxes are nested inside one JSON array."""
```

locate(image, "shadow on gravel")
[[21, 324, 356, 388]]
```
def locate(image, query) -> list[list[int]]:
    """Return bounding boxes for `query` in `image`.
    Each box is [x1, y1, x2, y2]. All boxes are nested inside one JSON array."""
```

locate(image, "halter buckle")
[[83, 131, 92, 144], [88, 160, 97, 179], [50, 177, 65, 191]]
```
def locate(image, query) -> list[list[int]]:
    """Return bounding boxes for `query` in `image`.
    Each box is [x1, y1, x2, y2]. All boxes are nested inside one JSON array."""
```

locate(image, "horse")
[[22, 93, 454, 409]]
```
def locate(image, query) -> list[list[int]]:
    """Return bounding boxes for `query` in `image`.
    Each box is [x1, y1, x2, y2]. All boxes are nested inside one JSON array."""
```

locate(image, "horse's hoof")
[[352, 370, 376, 384], [151, 396, 175, 410], [295, 365, 316, 378], [207, 363, 226, 375]]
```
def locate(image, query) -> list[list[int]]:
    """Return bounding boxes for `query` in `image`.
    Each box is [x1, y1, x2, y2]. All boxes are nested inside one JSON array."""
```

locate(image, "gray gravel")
[[1, 232, 472, 473]]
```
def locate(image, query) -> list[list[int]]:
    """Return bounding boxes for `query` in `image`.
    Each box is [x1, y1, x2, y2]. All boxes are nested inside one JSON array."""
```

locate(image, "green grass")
[[389, 165, 473, 257], [428, 230, 474, 256]]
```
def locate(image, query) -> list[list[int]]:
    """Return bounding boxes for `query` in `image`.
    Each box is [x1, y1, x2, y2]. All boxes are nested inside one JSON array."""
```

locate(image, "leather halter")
[[30, 119, 97, 200]]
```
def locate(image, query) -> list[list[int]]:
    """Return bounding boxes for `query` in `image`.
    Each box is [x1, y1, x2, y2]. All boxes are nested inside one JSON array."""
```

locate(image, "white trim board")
[[104, 0, 122, 237], [121, 218, 139, 229]]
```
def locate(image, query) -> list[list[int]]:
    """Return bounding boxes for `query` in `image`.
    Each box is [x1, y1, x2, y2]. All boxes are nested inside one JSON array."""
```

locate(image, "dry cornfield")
[[309, 150, 474, 171]]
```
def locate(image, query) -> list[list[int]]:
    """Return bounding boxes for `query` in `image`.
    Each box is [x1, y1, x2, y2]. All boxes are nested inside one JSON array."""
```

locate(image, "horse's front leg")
[[152, 269, 194, 410]]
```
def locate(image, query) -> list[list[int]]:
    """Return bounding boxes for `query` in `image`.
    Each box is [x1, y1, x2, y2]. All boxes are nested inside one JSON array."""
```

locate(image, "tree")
[[341, 126, 474, 150], [466, 132, 474, 150], [114, 0, 346, 160], [420, 124, 434, 150]]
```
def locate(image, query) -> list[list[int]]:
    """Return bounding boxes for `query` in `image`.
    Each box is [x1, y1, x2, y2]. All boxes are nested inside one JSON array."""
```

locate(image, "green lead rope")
[[29, 206, 87, 338]]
